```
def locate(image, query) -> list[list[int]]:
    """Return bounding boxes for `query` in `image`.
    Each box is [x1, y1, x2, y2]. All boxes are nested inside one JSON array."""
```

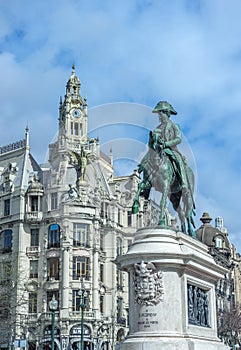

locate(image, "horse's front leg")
[[187, 215, 196, 237], [132, 181, 148, 214], [132, 189, 141, 214], [159, 185, 169, 226], [182, 188, 196, 237], [176, 206, 186, 234]]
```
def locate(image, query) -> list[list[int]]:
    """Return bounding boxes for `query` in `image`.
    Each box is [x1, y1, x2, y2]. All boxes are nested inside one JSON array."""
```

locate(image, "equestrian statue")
[[132, 101, 196, 237]]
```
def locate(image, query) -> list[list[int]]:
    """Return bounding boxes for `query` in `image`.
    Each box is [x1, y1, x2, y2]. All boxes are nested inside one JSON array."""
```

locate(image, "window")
[[51, 193, 58, 210], [216, 237, 223, 248], [47, 257, 59, 280], [0, 261, 11, 282], [31, 229, 39, 247], [127, 211, 132, 226], [70, 122, 74, 135], [117, 270, 123, 291], [100, 232, 104, 251], [74, 122, 79, 136], [117, 297, 123, 320], [100, 264, 104, 283], [101, 202, 109, 219], [73, 256, 90, 280], [47, 291, 59, 309], [100, 295, 104, 314], [73, 223, 89, 248], [30, 260, 38, 278], [118, 209, 121, 225], [116, 237, 122, 256], [72, 290, 90, 312], [28, 293, 37, 313], [2, 229, 12, 251], [30, 196, 38, 212], [4, 199, 10, 216], [48, 224, 60, 248], [72, 290, 81, 312]]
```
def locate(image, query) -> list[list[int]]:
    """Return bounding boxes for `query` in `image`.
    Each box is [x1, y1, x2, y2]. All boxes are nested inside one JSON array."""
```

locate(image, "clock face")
[[72, 109, 81, 118]]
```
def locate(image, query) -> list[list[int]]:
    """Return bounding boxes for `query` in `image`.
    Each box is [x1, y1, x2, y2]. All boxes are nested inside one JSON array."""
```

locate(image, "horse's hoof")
[[189, 230, 196, 238], [158, 218, 167, 227]]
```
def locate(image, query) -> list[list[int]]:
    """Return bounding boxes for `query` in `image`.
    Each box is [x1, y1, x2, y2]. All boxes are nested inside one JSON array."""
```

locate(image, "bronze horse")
[[132, 101, 196, 237]]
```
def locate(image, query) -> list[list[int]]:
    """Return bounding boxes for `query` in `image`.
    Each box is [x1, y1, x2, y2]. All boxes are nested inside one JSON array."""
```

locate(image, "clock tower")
[[58, 65, 88, 148]]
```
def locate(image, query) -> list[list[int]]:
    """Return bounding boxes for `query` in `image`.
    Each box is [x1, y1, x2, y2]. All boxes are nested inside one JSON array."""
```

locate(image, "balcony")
[[26, 246, 40, 257], [0, 247, 12, 254], [25, 211, 43, 222], [71, 311, 95, 320], [28, 313, 38, 322], [39, 311, 60, 322]]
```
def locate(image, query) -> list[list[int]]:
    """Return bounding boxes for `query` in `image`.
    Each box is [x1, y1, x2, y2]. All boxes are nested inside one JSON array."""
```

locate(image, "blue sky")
[[1, 0, 241, 250]]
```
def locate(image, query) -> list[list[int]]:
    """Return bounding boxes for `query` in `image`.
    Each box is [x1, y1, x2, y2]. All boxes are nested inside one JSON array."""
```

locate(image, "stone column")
[[61, 242, 70, 319], [93, 222, 100, 318], [93, 249, 99, 315]]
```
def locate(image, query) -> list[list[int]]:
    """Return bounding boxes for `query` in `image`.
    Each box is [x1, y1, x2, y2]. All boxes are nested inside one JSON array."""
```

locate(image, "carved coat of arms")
[[134, 261, 164, 305]]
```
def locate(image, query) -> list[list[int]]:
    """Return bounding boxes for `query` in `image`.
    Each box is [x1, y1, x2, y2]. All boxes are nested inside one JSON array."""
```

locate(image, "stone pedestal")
[[115, 227, 228, 350]]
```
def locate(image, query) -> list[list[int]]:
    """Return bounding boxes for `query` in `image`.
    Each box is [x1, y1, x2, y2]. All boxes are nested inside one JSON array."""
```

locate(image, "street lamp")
[[230, 330, 240, 350], [49, 295, 58, 350], [78, 279, 87, 350]]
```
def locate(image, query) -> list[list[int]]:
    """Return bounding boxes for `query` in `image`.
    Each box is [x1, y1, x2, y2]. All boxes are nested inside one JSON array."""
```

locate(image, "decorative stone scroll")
[[133, 261, 164, 306], [187, 283, 210, 327]]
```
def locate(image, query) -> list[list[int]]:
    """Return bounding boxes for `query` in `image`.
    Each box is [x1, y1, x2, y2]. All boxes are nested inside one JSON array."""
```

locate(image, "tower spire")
[[25, 124, 30, 151], [58, 66, 88, 146]]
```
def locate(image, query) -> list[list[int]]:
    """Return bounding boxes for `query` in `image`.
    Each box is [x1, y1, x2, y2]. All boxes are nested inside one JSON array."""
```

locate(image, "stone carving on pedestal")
[[188, 284, 210, 327], [134, 261, 163, 306]]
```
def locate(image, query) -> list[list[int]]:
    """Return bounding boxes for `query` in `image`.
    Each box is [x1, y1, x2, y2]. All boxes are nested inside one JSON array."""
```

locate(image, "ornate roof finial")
[[72, 64, 75, 74], [109, 146, 113, 166], [25, 123, 30, 150], [200, 212, 212, 225]]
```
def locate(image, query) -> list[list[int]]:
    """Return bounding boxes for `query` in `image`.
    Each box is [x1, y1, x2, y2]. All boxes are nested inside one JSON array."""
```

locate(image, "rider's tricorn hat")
[[152, 101, 177, 115]]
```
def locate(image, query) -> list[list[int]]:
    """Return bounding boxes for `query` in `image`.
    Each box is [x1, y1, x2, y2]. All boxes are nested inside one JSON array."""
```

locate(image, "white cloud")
[[0, 0, 241, 249]]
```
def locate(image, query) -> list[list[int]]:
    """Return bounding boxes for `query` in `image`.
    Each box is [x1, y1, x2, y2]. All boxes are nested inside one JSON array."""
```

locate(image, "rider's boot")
[[158, 215, 167, 227], [181, 222, 187, 234], [187, 219, 196, 238], [132, 200, 139, 214]]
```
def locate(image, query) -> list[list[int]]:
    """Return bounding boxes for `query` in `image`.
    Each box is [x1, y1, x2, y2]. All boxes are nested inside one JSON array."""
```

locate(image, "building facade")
[[196, 212, 241, 346], [0, 67, 161, 350]]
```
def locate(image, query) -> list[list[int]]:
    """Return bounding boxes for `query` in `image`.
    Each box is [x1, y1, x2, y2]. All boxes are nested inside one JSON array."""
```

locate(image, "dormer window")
[[26, 176, 44, 215], [31, 196, 39, 212], [215, 237, 223, 248]]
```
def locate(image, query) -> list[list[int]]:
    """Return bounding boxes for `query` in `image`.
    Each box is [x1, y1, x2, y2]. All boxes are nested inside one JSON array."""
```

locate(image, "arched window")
[[48, 224, 60, 248]]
